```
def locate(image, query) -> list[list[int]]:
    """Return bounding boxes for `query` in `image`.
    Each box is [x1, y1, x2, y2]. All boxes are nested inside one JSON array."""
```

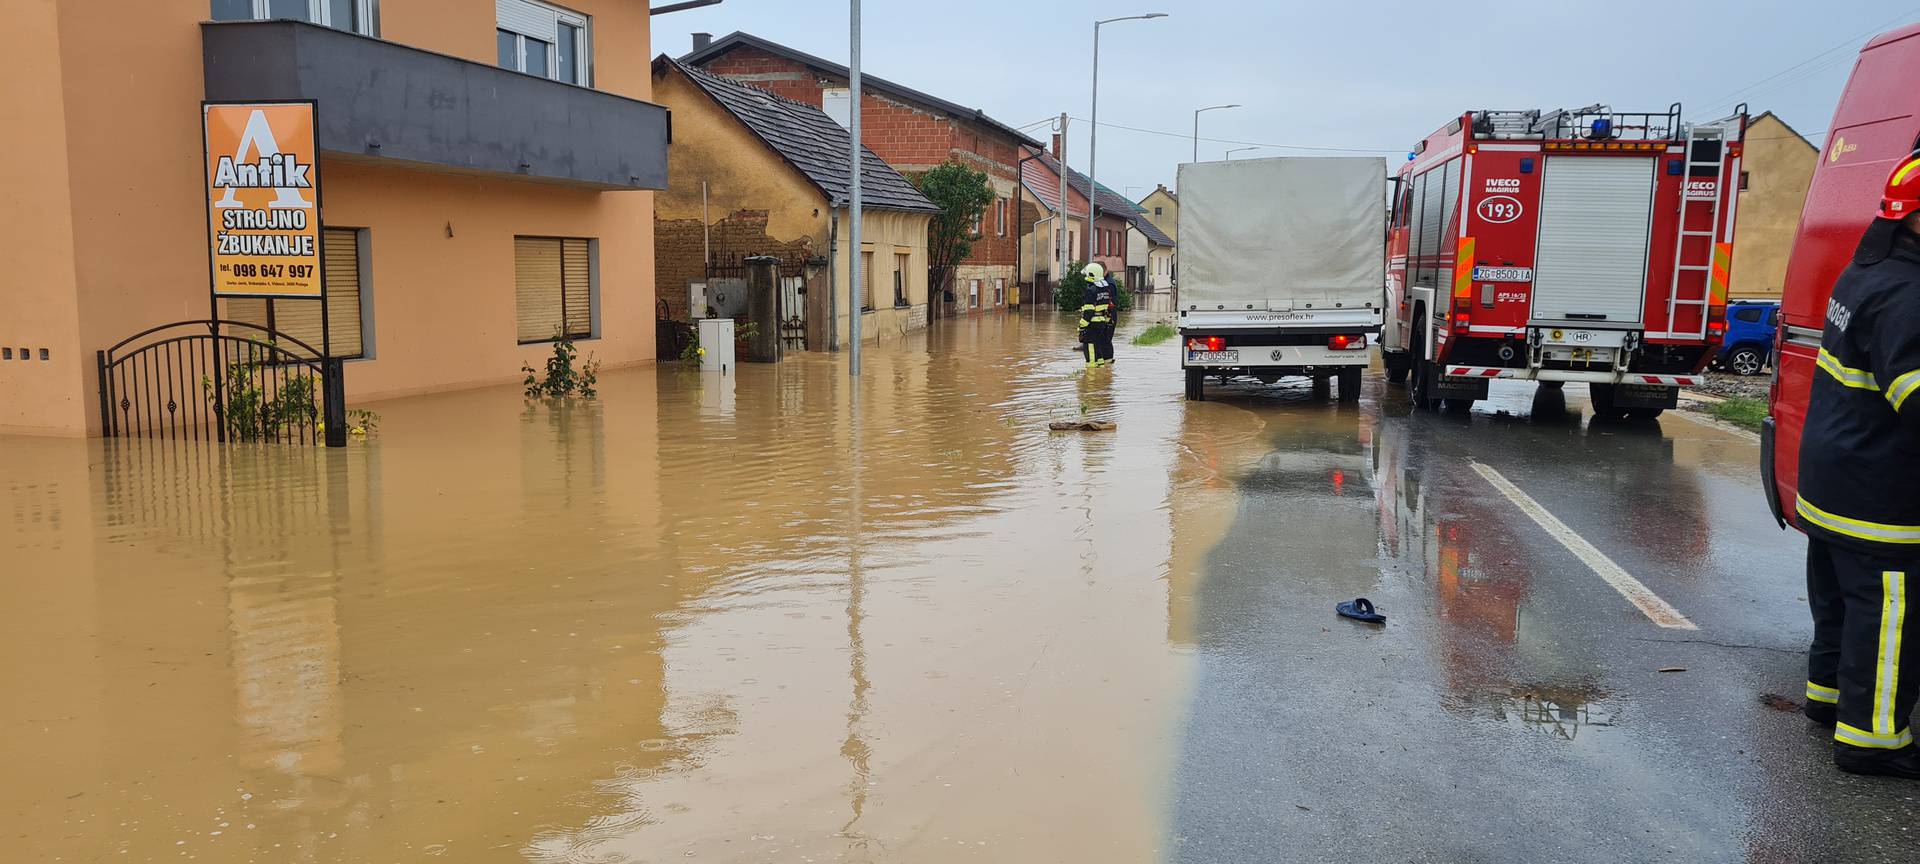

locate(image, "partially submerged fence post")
[[744, 255, 781, 363], [323, 357, 346, 448]]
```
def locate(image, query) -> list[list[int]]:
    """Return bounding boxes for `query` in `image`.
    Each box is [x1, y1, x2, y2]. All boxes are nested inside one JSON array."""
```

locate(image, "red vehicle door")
[[1767, 23, 1920, 525]]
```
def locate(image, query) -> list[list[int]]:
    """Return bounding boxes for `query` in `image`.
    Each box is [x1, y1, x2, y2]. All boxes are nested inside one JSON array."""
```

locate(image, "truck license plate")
[[1471, 266, 1533, 282], [1189, 350, 1238, 364]]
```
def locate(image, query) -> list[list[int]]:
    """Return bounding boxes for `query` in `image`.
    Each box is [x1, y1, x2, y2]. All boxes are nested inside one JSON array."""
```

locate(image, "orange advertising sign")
[[203, 102, 323, 298]]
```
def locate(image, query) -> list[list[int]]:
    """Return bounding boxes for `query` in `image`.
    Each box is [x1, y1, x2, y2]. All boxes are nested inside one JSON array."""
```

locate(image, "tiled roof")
[[663, 58, 939, 214], [1020, 146, 1139, 218], [682, 32, 1046, 151], [1127, 212, 1174, 247]]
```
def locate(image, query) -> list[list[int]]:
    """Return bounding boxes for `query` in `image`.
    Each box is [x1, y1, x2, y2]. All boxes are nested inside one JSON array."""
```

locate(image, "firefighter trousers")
[[1082, 324, 1114, 366], [1807, 537, 1920, 750]]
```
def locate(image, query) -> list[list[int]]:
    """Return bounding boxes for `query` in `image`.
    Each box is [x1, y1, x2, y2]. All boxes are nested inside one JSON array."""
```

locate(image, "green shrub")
[[523, 333, 600, 399], [1052, 260, 1132, 313], [1131, 322, 1176, 346]]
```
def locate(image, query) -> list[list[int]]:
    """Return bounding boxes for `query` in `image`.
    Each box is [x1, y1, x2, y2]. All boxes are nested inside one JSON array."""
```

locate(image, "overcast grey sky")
[[654, 1, 1919, 201]]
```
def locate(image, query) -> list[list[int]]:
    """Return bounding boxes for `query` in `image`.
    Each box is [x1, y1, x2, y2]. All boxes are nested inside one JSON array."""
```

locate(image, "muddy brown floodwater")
[[2, 313, 1265, 863]]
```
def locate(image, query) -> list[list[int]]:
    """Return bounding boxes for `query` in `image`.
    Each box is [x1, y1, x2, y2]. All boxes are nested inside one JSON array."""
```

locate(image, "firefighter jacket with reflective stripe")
[[1080, 281, 1117, 329], [1796, 232, 1920, 557]]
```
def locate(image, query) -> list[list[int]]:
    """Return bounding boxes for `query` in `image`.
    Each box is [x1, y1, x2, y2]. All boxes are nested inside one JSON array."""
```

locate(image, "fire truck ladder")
[[1665, 122, 1729, 339]]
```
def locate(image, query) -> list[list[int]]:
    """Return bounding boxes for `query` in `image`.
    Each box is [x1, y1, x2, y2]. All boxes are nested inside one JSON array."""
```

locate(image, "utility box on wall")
[[697, 318, 735, 373]]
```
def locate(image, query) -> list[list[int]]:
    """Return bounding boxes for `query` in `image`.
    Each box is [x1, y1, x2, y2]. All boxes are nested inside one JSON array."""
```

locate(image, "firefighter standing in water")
[[1078, 262, 1118, 367], [1798, 151, 1920, 779]]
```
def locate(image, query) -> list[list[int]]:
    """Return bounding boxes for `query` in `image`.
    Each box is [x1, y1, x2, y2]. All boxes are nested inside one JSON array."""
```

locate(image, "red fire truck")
[[1382, 104, 1748, 418], [1764, 23, 1920, 527]]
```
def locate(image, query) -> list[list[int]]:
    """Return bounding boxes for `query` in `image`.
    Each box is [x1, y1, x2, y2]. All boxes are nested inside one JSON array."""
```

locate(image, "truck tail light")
[[1328, 334, 1367, 350], [1187, 336, 1225, 352], [1453, 313, 1472, 332]]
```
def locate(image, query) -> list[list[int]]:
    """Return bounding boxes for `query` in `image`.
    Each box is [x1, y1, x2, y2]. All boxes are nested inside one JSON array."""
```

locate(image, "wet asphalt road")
[[1169, 368, 1920, 863]]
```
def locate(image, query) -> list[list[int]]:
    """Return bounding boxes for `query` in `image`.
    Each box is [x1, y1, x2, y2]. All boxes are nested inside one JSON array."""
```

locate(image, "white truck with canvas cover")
[[1177, 157, 1387, 402]]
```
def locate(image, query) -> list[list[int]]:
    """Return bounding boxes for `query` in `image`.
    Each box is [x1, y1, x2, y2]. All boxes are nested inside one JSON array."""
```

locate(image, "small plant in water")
[[201, 353, 318, 441], [1131, 322, 1176, 346], [524, 332, 601, 399]]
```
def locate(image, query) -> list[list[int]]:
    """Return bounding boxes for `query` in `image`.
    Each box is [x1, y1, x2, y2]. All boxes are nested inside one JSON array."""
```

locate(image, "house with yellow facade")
[[5, 0, 675, 439], [650, 57, 940, 350], [1729, 112, 1819, 301]]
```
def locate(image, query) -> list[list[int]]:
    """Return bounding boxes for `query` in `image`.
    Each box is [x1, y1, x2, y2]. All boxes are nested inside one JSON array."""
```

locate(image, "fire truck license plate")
[[1189, 350, 1238, 364], [1471, 266, 1533, 282]]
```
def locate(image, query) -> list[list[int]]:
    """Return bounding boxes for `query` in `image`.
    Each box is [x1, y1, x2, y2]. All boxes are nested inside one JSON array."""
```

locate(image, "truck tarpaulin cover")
[[1177, 156, 1386, 311]]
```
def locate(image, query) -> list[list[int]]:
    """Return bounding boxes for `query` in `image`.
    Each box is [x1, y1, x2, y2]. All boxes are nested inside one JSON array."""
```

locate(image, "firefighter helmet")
[[1881, 150, 1920, 220], [1082, 262, 1106, 281]]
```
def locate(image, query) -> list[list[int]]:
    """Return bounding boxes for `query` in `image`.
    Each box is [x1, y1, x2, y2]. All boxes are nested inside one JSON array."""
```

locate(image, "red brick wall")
[[693, 46, 1032, 270], [654, 209, 816, 320]]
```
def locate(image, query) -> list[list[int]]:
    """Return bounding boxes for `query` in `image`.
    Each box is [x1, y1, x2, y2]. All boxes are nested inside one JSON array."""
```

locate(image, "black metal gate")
[[96, 320, 346, 446]]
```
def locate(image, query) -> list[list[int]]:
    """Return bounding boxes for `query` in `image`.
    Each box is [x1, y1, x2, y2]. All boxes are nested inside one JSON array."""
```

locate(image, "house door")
[[779, 273, 808, 351]]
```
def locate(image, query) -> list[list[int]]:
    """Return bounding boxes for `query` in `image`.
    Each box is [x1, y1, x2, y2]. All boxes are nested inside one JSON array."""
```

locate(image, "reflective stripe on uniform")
[[1836, 721, 1913, 750], [1806, 680, 1840, 704], [1877, 571, 1908, 735], [1887, 369, 1920, 412], [1795, 495, 1920, 544], [1816, 348, 1880, 391]]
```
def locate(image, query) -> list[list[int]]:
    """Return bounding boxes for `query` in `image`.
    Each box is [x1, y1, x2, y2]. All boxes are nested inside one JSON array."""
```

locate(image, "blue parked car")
[[1715, 300, 1779, 376]]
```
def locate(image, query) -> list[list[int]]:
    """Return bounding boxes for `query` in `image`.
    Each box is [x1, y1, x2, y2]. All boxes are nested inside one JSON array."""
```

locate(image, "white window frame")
[[219, 0, 375, 35], [497, 0, 590, 86], [822, 89, 852, 129], [995, 199, 1007, 236], [969, 278, 981, 309], [993, 277, 1004, 306]]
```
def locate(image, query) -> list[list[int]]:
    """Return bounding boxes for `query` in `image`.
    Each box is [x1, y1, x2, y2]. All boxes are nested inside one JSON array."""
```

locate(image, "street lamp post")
[[1192, 103, 1240, 163], [1226, 146, 1261, 160], [1087, 12, 1166, 263]]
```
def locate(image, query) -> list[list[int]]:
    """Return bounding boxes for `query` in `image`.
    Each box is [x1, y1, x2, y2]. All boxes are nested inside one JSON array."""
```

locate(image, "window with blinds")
[[515, 236, 593, 343], [860, 251, 875, 312], [225, 227, 366, 358]]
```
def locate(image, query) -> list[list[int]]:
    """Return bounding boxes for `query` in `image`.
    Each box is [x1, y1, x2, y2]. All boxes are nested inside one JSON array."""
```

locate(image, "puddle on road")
[[1, 315, 1209, 863]]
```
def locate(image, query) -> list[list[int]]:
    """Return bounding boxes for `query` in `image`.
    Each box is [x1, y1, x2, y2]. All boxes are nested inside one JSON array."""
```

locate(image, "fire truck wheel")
[[1540, 381, 1565, 390], [1385, 352, 1410, 385], [1338, 367, 1363, 403], [1184, 368, 1206, 402], [1627, 407, 1665, 420], [1412, 360, 1441, 412], [1587, 383, 1630, 420]]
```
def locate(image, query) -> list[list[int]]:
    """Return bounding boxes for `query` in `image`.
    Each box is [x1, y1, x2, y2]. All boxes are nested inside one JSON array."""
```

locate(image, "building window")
[[969, 278, 981, 309], [226, 227, 370, 358], [515, 236, 594, 343], [995, 199, 1007, 236], [496, 0, 589, 85], [212, 0, 374, 35], [822, 89, 851, 128], [993, 277, 1004, 306], [1153, 206, 1163, 216], [1739, 171, 1751, 191], [894, 253, 910, 307], [860, 251, 876, 312]]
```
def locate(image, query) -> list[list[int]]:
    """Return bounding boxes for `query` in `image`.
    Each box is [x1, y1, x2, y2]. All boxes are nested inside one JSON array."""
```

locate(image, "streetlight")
[[1192, 104, 1240, 163], [1085, 12, 1166, 263], [1226, 146, 1261, 160]]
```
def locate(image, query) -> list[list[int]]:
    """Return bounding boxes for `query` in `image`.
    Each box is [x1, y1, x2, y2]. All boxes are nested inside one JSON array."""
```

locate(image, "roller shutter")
[[225, 227, 364, 358], [1532, 156, 1654, 325]]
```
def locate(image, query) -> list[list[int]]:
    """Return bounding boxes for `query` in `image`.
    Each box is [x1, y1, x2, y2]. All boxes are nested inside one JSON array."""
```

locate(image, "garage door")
[[1531, 156, 1655, 325]]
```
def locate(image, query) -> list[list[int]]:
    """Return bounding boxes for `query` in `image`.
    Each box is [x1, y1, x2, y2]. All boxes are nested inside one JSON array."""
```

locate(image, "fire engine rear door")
[[1530, 156, 1655, 326]]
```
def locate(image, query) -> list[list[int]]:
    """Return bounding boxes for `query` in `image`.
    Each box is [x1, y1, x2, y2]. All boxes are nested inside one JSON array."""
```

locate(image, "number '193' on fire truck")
[[1381, 104, 1748, 418]]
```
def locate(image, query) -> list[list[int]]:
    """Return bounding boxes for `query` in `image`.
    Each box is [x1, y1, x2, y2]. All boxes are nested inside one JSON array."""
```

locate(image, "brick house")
[[682, 32, 1042, 317]]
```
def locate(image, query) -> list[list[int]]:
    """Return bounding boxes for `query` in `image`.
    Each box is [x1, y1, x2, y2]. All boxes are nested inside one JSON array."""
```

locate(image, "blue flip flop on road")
[[1336, 597, 1386, 625]]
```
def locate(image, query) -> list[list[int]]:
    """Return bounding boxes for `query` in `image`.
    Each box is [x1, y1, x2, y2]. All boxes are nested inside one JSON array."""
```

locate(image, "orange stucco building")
[[3, 0, 670, 438]]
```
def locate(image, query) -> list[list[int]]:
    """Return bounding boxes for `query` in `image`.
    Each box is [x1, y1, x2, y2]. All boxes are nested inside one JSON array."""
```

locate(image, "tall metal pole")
[[1056, 114, 1068, 308], [1088, 13, 1166, 268], [1085, 22, 1100, 265], [848, 0, 862, 376], [1191, 103, 1240, 165]]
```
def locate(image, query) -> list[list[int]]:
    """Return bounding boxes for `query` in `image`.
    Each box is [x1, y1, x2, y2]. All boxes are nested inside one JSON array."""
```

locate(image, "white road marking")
[[1470, 461, 1698, 630]]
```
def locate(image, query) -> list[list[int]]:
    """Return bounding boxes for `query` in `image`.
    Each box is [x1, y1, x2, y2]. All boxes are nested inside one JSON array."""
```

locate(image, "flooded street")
[[4, 314, 1915, 862]]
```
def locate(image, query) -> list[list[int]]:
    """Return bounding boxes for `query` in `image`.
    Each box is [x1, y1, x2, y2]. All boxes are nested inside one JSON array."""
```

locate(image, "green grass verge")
[[1705, 396, 1767, 432], [1131, 322, 1177, 346]]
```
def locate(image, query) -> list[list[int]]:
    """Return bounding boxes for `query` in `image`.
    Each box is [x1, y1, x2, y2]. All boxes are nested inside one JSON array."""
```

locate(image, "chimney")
[[692, 32, 712, 52], [1052, 133, 1062, 158]]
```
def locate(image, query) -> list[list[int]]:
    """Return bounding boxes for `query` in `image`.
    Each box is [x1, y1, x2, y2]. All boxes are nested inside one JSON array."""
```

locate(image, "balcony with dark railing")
[[201, 19, 668, 191]]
